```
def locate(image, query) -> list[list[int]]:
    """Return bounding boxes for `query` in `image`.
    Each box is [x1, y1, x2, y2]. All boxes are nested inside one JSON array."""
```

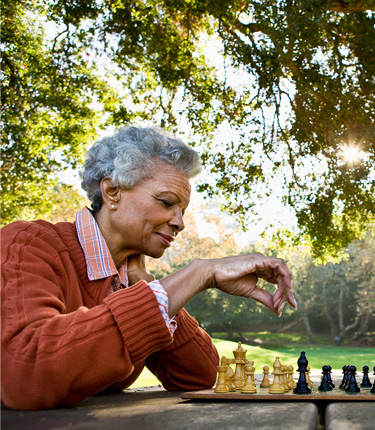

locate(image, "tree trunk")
[[338, 286, 361, 338], [226, 323, 233, 341], [353, 312, 371, 340], [293, 290, 316, 343], [324, 307, 338, 344], [277, 319, 303, 333]]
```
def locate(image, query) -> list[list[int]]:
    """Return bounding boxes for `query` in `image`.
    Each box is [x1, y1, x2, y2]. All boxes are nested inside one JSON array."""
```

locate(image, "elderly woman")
[[1, 126, 296, 410]]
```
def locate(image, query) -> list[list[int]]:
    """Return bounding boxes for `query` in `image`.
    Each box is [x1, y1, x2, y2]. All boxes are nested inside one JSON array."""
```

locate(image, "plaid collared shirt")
[[75, 207, 176, 333]]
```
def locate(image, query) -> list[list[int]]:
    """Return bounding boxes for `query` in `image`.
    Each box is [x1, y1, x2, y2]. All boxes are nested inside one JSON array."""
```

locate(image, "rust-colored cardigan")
[[1, 220, 219, 410]]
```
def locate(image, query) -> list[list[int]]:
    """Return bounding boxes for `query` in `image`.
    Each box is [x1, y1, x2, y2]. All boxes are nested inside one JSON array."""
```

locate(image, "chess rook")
[[214, 365, 229, 393]]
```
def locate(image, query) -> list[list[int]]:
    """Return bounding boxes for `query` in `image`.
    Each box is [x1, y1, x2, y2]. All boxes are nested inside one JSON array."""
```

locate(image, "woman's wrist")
[[159, 258, 216, 317]]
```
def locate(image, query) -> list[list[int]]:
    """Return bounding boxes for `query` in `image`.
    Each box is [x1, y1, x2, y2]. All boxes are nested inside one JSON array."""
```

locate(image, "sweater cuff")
[[161, 308, 199, 352], [104, 280, 173, 362]]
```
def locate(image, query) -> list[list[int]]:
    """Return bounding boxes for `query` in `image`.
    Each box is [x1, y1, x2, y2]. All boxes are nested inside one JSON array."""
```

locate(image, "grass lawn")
[[130, 338, 375, 388]]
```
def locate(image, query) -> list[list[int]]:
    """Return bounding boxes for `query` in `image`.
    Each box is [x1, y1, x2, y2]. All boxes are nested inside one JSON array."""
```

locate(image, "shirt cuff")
[[148, 280, 178, 334]]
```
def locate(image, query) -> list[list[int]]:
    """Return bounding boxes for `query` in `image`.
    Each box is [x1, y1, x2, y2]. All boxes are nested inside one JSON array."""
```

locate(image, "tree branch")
[[330, 1, 375, 12]]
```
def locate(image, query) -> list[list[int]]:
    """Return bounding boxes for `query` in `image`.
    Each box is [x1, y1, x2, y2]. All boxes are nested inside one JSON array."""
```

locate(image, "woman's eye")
[[161, 200, 173, 208]]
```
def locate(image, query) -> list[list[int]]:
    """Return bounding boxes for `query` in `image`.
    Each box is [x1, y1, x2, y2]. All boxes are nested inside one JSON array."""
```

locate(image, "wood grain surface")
[[181, 387, 375, 401]]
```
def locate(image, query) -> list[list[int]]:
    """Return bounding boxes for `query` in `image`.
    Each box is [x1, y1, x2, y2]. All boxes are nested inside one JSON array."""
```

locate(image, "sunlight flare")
[[340, 144, 361, 164]]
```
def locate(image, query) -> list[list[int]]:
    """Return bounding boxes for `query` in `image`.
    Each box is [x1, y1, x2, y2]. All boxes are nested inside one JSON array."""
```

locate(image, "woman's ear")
[[100, 178, 121, 211]]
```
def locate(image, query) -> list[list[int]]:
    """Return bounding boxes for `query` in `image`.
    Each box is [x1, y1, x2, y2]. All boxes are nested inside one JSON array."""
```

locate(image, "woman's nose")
[[169, 209, 185, 232]]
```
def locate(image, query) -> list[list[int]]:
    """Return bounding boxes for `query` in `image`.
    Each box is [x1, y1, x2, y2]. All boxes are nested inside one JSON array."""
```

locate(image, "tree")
[[285, 231, 375, 345], [1, 0, 113, 224], [2, 0, 375, 260], [47, 184, 89, 223], [345, 229, 375, 342]]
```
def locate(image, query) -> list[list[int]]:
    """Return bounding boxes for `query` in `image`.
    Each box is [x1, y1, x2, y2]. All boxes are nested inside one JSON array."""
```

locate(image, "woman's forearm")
[[160, 259, 213, 317]]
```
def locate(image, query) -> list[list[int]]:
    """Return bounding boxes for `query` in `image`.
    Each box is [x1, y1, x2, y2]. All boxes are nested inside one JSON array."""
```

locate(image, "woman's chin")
[[145, 248, 166, 259]]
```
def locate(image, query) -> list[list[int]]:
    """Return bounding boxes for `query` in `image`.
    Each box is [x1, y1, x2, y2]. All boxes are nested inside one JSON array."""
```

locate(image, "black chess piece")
[[328, 365, 335, 388], [318, 365, 333, 391], [339, 365, 348, 389], [371, 366, 375, 394], [345, 365, 360, 393], [342, 365, 351, 390], [360, 365, 372, 388], [293, 351, 312, 394]]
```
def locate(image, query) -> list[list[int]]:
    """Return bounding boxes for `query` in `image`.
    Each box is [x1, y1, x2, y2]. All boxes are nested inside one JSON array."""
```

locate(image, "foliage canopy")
[[2, 0, 375, 258]]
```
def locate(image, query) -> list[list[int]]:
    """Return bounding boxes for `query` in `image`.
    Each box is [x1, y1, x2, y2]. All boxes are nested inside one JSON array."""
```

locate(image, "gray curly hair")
[[81, 126, 202, 213]]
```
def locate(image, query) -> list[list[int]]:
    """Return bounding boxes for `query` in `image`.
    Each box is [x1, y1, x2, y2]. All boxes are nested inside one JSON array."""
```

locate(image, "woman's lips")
[[156, 232, 174, 247]]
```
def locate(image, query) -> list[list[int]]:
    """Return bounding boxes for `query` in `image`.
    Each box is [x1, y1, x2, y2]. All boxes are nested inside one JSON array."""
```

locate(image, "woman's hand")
[[160, 253, 296, 318], [127, 254, 155, 285], [209, 253, 296, 316]]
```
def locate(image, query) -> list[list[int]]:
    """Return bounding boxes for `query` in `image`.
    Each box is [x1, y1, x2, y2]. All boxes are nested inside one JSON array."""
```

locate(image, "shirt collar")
[[75, 207, 128, 285]]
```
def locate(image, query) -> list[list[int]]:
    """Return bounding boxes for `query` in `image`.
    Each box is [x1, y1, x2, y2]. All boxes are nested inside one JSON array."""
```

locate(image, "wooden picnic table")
[[2, 375, 374, 429]]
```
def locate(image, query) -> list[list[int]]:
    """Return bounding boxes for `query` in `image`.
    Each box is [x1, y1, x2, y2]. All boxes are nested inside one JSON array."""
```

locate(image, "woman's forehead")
[[141, 166, 191, 202]]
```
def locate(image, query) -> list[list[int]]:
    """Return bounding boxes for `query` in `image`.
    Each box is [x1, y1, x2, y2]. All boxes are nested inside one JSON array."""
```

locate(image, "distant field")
[[212, 339, 375, 373], [129, 338, 375, 388]]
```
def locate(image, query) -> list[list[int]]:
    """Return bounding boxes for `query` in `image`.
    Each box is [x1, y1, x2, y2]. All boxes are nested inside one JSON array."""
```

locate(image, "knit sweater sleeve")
[[145, 308, 220, 391], [1, 222, 173, 410]]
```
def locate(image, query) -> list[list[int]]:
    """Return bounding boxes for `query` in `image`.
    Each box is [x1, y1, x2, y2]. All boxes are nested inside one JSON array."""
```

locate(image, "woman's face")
[[106, 163, 191, 260]]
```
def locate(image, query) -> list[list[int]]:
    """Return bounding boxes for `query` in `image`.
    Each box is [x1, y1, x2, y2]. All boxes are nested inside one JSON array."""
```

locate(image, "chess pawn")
[[318, 365, 333, 391], [280, 365, 288, 392], [360, 365, 372, 388], [293, 351, 312, 394], [345, 365, 360, 393], [340, 365, 350, 390], [269, 357, 285, 394], [371, 366, 375, 394], [328, 365, 335, 388], [246, 360, 254, 382], [214, 365, 229, 393], [260, 366, 271, 388], [241, 364, 257, 393], [287, 365, 296, 389], [306, 366, 313, 387]]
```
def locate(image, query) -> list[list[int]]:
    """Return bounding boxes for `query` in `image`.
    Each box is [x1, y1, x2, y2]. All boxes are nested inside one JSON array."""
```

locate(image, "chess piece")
[[233, 342, 247, 390], [221, 357, 236, 391], [360, 365, 372, 388], [340, 365, 350, 390], [293, 351, 312, 394], [280, 365, 288, 392], [214, 365, 229, 393], [287, 365, 296, 389], [345, 365, 360, 393], [371, 366, 375, 394], [269, 357, 285, 394], [343, 365, 352, 391], [260, 366, 271, 388], [339, 365, 348, 389], [328, 365, 335, 388], [318, 365, 333, 391], [306, 366, 313, 388], [241, 364, 257, 393]]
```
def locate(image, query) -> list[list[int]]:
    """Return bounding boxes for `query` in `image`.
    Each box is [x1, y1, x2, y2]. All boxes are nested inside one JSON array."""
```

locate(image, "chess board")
[[181, 387, 375, 401]]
